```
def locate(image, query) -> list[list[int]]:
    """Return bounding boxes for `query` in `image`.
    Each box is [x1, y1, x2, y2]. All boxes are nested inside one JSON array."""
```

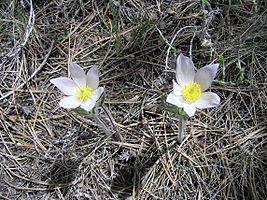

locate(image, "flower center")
[[182, 81, 201, 103], [76, 85, 92, 101]]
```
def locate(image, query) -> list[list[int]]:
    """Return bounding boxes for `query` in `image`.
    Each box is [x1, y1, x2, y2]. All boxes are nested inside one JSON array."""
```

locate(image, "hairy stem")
[[92, 113, 112, 136]]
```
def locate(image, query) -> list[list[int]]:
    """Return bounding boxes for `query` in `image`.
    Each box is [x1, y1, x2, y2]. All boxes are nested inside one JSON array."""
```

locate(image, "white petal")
[[86, 66, 99, 90], [69, 62, 86, 86], [172, 80, 182, 96], [50, 77, 77, 95], [89, 87, 104, 101], [80, 98, 96, 112], [204, 64, 219, 79], [167, 91, 196, 117], [59, 96, 81, 108], [176, 53, 195, 85], [183, 105, 196, 117], [195, 92, 221, 109], [166, 92, 184, 108], [194, 64, 219, 91]]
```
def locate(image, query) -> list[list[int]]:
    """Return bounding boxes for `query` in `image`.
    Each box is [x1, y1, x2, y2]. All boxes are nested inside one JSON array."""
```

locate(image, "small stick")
[[178, 115, 185, 143]]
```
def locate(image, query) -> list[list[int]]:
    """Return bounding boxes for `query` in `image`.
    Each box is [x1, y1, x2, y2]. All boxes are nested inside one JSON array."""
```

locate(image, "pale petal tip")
[[89, 65, 99, 75], [214, 94, 221, 106], [177, 53, 187, 64], [49, 77, 60, 87], [99, 86, 104, 95], [69, 62, 79, 67], [95, 87, 104, 101], [86, 65, 100, 89], [184, 106, 196, 117], [80, 99, 96, 112], [208, 63, 220, 79], [178, 53, 185, 58], [69, 62, 77, 69], [176, 53, 195, 85], [166, 93, 174, 105], [69, 62, 85, 73], [50, 77, 63, 85], [91, 65, 98, 70], [50, 78, 56, 84]]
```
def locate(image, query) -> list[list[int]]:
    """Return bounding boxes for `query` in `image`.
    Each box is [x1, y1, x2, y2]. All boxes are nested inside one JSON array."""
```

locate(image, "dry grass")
[[0, 0, 266, 199]]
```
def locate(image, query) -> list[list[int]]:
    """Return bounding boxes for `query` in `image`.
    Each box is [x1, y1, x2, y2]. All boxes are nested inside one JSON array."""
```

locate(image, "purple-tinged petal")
[[203, 64, 219, 79], [86, 66, 99, 90], [50, 77, 77, 95], [194, 64, 219, 91], [69, 62, 86, 86], [176, 53, 195, 85]]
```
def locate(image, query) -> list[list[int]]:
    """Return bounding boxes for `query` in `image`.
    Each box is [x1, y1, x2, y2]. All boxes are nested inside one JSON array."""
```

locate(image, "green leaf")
[[72, 107, 92, 115], [217, 54, 225, 64], [160, 104, 188, 119]]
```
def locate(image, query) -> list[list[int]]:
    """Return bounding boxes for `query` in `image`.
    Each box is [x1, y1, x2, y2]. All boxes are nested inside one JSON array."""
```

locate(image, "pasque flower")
[[166, 53, 221, 117], [50, 62, 104, 112]]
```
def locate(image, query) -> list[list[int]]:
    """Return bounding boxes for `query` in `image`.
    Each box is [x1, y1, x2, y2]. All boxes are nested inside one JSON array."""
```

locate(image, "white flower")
[[50, 62, 104, 112], [166, 53, 221, 117]]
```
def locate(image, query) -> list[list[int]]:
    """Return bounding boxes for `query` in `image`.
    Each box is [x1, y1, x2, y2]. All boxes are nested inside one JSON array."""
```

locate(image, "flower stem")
[[178, 115, 185, 143], [91, 106, 122, 141], [92, 113, 112, 136], [101, 105, 122, 141]]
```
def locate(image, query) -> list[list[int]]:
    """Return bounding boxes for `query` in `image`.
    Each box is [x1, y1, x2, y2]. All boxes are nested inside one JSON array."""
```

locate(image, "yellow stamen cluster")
[[76, 85, 92, 101], [182, 81, 201, 103]]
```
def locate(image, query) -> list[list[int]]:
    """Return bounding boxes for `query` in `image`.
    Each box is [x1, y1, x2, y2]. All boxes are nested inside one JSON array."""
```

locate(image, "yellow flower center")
[[76, 85, 92, 101], [182, 81, 201, 103]]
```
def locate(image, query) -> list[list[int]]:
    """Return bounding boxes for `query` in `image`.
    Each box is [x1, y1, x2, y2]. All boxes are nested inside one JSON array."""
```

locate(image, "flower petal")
[[167, 91, 197, 117], [90, 87, 104, 101], [50, 77, 77, 95], [195, 92, 221, 109], [172, 80, 182, 96], [69, 62, 86, 86], [205, 64, 219, 79], [176, 53, 195, 85], [86, 66, 99, 90], [166, 92, 184, 108], [59, 96, 81, 108], [183, 105, 196, 117], [194, 64, 219, 91], [80, 98, 96, 112]]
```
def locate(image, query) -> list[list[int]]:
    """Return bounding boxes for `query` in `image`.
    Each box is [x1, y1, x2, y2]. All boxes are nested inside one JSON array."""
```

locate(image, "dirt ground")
[[0, 0, 266, 199]]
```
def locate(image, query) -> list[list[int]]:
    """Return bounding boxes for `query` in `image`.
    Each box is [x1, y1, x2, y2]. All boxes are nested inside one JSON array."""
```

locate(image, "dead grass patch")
[[0, 0, 266, 199]]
